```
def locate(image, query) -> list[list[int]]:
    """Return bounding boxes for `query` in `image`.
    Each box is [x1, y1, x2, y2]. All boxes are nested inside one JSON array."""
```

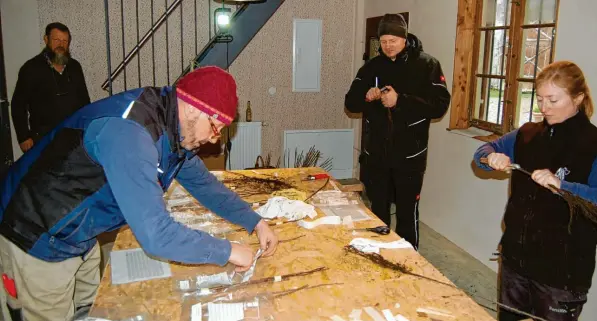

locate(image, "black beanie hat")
[[378, 14, 407, 39]]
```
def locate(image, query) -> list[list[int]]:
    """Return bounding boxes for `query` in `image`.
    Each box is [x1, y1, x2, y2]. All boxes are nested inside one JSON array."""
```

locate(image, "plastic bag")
[[180, 292, 275, 321]]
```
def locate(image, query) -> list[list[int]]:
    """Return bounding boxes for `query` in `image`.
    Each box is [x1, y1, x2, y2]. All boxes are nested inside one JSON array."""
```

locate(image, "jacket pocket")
[[52, 208, 89, 241]]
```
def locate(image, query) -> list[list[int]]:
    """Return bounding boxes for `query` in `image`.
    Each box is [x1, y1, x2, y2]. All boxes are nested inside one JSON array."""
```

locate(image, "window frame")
[[449, 0, 560, 136]]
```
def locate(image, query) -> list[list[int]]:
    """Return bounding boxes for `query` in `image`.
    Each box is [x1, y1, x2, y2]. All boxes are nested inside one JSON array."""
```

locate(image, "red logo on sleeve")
[[440, 75, 446, 82]]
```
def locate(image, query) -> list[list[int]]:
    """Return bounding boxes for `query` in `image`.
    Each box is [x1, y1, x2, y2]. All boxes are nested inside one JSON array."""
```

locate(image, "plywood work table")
[[89, 167, 495, 321]]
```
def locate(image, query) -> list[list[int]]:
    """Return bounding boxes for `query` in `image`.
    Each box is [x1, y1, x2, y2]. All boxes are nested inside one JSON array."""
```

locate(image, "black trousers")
[[367, 168, 424, 250], [499, 263, 588, 321]]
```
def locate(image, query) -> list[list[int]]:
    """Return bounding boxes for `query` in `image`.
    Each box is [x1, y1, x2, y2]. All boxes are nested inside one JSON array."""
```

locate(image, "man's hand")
[[380, 86, 398, 108], [254, 219, 278, 257], [19, 138, 34, 152], [365, 87, 382, 102], [531, 169, 561, 192], [486, 152, 512, 172], [228, 242, 255, 272]]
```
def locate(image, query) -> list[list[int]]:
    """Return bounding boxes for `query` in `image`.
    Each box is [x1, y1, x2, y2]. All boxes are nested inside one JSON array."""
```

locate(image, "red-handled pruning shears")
[[304, 174, 330, 181]]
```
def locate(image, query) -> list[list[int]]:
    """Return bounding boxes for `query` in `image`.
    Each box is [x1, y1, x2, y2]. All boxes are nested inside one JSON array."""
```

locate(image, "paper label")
[[207, 302, 244, 321], [191, 303, 202, 321]]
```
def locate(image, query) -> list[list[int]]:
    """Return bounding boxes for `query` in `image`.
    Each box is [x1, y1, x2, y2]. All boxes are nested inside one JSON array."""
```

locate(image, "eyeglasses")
[[208, 116, 221, 139]]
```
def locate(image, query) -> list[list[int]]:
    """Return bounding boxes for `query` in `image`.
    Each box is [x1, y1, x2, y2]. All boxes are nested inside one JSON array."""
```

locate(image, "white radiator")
[[283, 129, 354, 179], [226, 122, 262, 170]]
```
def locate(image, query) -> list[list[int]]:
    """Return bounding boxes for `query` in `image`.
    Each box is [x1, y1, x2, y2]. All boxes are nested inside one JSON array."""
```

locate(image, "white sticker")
[[245, 300, 259, 308], [394, 303, 401, 309], [274, 275, 282, 282], [199, 288, 211, 295], [191, 303, 202, 321], [179, 280, 190, 291]]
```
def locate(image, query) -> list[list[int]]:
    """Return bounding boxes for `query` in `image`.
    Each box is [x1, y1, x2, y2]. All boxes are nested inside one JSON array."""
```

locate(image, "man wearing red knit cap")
[[0, 66, 277, 320]]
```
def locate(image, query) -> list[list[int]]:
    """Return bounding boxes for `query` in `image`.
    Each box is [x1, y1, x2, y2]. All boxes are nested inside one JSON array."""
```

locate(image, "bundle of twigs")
[[344, 245, 550, 321], [550, 184, 597, 232], [222, 171, 295, 198], [210, 266, 327, 294], [283, 146, 333, 171], [344, 245, 412, 274], [250, 154, 281, 169]]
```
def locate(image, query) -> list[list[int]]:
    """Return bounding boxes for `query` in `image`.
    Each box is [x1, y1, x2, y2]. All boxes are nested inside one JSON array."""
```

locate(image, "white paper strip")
[[191, 303, 202, 321], [416, 307, 455, 319], [331, 315, 347, 321], [382, 309, 396, 321], [364, 307, 386, 321], [349, 309, 362, 320], [298, 216, 342, 229]]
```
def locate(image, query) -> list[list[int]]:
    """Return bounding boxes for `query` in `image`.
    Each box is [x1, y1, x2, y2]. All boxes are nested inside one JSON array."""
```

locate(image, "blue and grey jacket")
[[0, 87, 261, 265]]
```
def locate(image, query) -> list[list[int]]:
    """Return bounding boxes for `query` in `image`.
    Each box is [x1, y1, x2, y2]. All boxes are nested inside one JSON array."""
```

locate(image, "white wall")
[[362, 0, 597, 319], [1, 0, 40, 161]]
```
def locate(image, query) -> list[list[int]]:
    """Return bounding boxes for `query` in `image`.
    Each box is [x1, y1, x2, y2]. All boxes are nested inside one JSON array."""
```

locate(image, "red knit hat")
[[176, 66, 238, 125]]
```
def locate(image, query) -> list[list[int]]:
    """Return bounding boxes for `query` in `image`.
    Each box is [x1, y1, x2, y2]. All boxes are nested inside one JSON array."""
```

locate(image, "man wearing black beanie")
[[345, 14, 451, 250]]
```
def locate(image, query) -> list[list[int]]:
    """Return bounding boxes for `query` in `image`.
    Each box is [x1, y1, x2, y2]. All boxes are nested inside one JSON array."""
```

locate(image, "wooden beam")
[[449, 0, 482, 129], [502, 0, 526, 132]]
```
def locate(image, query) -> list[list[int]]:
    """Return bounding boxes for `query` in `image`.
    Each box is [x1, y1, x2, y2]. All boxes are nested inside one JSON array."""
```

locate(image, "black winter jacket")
[[345, 34, 450, 174]]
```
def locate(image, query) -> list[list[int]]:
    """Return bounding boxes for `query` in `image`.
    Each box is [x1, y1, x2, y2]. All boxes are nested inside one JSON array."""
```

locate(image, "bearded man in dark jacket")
[[345, 14, 451, 249]]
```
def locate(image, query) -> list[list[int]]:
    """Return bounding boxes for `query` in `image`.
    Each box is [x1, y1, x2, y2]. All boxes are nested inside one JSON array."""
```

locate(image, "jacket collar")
[[162, 87, 184, 156], [542, 111, 589, 138]]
